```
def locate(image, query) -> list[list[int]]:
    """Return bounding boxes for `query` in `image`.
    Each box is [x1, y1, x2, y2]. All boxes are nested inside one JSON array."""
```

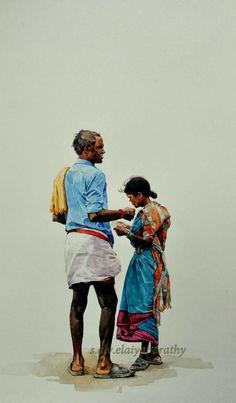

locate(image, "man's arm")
[[88, 207, 135, 222], [86, 171, 135, 222]]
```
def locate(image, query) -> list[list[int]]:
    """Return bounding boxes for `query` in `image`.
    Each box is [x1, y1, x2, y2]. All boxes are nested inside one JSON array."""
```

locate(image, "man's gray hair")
[[72, 130, 101, 156]]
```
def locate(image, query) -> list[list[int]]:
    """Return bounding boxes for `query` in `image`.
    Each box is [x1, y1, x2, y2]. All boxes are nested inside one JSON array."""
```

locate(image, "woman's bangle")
[[118, 209, 125, 219], [127, 231, 134, 240]]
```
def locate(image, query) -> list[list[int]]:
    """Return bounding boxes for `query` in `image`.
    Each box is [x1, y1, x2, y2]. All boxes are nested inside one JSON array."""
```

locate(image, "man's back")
[[65, 158, 113, 244]]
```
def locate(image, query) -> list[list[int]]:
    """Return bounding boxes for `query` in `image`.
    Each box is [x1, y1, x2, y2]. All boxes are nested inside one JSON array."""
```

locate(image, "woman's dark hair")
[[72, 130, 100, 156], [123, 176, 157, 199]]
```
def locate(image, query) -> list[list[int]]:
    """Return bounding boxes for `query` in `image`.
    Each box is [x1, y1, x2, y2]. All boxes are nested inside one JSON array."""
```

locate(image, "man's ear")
[[84, 144, 93, 154]]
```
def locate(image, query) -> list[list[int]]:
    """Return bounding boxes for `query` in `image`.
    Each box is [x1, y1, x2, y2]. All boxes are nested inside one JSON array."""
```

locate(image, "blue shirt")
[[65, 159, 114, 245]]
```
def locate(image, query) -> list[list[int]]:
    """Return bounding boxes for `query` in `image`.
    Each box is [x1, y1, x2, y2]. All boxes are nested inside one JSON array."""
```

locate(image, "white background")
[[0, 1, 235, 402]]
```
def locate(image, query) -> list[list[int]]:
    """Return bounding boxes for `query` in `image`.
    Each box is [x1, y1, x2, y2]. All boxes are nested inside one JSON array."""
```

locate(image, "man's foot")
[[130, 357, 150, 371], [94, 363, 135, 379], [67, 362, 84, 376]]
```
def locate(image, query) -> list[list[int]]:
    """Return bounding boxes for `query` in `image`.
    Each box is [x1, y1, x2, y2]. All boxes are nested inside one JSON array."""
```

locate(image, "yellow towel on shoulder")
[[49, 166, 70, 215]]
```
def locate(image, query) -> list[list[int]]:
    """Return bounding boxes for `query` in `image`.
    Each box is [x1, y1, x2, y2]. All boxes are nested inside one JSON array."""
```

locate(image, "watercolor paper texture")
[[0, 1, 235, 402]]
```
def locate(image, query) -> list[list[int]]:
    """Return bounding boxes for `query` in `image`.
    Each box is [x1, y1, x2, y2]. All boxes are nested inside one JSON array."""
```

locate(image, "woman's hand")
[[113, 221, 130, 236]]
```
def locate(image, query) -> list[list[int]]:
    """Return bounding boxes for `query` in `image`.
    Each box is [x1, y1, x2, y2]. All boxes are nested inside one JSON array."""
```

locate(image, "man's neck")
[[78, 156, 94, 164]]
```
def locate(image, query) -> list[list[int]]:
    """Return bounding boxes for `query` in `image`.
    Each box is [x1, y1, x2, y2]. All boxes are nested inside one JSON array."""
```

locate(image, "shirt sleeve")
[[86, 170, 106, 213]]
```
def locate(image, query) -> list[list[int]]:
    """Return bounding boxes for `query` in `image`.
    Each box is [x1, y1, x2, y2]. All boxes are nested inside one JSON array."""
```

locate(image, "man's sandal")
[[94, 363, 135, 379], [130, 357, 150, 371]]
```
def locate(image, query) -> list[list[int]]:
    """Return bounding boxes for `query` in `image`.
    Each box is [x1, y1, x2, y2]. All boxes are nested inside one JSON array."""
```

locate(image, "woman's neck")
[[142, 197, 151, 207]]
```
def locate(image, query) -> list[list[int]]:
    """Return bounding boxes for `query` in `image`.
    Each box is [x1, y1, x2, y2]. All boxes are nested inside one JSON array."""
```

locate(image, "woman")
[[114, 177, 171, 371]]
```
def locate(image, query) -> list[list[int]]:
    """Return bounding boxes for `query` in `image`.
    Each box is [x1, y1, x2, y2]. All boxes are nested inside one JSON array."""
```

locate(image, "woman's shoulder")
[[143, 201, 170, 220]]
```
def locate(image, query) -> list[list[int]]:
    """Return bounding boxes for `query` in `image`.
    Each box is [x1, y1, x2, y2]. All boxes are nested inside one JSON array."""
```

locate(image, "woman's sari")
[[116, 201, 171, 344]]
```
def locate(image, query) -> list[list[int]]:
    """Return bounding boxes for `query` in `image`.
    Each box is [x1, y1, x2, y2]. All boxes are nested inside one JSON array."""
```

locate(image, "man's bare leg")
[[69, 283, 90, 371], [93, 281, 118, 375]]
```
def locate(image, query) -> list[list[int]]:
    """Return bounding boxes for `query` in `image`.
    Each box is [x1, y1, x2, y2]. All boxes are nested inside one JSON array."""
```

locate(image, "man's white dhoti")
[[64, 232, 121, 287]]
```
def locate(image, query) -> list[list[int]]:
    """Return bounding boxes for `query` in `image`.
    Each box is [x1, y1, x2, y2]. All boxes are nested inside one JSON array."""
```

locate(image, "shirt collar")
[[74, 159, 95, 167]]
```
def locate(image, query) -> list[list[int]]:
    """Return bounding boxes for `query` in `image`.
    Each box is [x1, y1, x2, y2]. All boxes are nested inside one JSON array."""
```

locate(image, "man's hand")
[[122, 207, 135, 221], [52, 213, 66, 225]]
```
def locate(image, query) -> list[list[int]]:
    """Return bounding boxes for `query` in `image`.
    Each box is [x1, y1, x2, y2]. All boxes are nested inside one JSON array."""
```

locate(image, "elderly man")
[[64, 130, 135, 379]]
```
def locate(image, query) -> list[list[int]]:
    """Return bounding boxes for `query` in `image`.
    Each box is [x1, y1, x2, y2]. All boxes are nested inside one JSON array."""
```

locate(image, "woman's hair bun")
[[150, 190, 157, 199]]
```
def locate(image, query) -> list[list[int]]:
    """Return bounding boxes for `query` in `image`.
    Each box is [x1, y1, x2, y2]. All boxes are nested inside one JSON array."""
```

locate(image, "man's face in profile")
[[90, 136, 105, 164]]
